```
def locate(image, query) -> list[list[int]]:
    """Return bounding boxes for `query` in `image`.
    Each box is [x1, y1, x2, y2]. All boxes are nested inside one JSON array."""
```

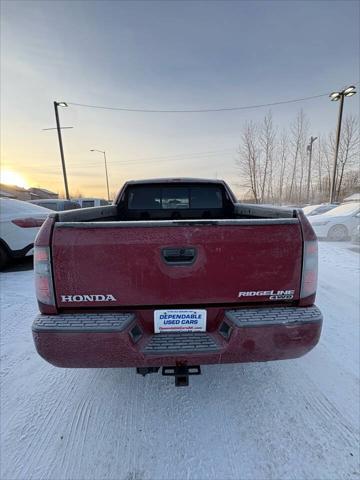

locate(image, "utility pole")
[[329, 85, 357, 203], [54, 101, 70, 199], [306, 136, 317, 203]]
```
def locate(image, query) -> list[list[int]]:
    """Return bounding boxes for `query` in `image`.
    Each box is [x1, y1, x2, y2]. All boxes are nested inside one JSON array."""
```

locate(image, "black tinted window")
[[128, 185, 223, 210], [190, 187, 223, 208], [82, 200, 94, 208], [162, 187, 189, 209], [128, 187, 162, 209]]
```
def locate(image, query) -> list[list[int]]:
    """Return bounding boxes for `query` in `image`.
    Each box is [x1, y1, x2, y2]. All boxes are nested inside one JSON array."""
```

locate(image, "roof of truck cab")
[[124, 178, 227, 185], [116, 178, 237, 203]]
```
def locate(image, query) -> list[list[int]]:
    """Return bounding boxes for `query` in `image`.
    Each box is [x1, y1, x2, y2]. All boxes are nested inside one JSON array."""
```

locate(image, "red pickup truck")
[[32, 178, 322, 386]]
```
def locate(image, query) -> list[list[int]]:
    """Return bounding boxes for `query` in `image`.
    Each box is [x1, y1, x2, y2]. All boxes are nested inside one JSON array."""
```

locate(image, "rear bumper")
[[32, 306, 323, 368]]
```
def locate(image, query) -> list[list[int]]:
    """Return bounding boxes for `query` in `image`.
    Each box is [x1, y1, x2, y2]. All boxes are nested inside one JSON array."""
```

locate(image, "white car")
[[309, 202, 360, 241], [302, 203, 337, 216], [0, 198, 51, 268], [29, 199, 80, 211]]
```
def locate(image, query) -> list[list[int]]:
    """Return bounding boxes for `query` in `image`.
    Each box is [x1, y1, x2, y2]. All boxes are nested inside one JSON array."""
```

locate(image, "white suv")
[[0, 198, 51, 268]]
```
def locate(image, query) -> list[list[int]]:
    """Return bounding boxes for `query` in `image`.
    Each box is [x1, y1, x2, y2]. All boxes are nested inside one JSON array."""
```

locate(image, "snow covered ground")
[[1, 242, 359, 480]]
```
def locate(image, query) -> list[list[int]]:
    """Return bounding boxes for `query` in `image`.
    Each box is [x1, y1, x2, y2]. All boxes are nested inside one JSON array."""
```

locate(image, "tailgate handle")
[[162, 247, 197, 265]]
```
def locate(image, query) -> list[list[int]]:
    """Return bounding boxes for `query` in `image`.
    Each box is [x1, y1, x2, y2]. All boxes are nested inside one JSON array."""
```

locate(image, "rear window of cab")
[[127, 186, 223, 210]]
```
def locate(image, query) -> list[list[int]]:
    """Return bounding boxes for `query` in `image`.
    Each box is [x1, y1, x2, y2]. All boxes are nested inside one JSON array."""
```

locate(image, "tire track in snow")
[[60, 396, 94, 479], [7, 372, 78, 479], [295, 368, 358, 447], [52, 370, 103, 480], [206, 365, 245, 480]]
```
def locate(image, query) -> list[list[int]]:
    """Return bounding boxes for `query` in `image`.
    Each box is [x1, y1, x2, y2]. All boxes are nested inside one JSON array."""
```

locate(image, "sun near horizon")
[[0, 169, 30, 189]]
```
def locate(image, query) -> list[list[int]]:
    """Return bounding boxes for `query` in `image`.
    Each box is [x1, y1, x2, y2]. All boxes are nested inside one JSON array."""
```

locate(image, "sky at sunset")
[[1, 0, 359, 198]]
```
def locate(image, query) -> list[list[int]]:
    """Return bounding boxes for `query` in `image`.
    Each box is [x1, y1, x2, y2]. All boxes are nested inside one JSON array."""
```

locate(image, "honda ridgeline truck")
[[32, 179, 322, 386]]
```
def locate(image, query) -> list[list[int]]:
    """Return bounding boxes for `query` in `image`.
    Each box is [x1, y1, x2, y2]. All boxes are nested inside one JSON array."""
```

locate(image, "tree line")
[[236, 110, 359, 205]]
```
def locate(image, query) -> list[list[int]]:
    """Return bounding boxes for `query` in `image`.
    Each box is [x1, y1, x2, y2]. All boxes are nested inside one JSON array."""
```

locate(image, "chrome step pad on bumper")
[[225, 306, 322, 327], [32, 312, 135, 332], [143, 332, 220, 354]]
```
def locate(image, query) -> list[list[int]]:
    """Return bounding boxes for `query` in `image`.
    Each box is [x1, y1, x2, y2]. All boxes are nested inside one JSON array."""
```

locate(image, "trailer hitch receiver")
[[162, 365, 201, 387]]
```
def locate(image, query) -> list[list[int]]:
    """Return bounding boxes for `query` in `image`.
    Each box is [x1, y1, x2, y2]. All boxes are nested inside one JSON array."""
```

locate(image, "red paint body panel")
[[52, 224, 303, 308]]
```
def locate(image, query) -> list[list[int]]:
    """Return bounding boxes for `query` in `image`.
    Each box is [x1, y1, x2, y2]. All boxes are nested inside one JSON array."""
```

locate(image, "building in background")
[[0, 184, 35, 201], [0, 184, 58, 201], [0, 189, 16, 199], [28, 187, 58, 199]]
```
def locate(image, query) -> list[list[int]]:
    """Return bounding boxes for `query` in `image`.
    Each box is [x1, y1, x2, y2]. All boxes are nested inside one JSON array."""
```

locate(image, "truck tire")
[[0, 245, 10, 270], [327, 224, 348, 241]]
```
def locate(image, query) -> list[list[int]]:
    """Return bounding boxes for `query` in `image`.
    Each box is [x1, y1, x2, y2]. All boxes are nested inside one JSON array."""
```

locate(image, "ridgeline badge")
[[238, 290, 295, 300]]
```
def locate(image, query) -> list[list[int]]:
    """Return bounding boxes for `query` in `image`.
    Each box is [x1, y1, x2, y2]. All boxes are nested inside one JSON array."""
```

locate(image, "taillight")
[[34, 246, 55, 306], [12, 218, 45, 228], [300, 240, 318, 299]]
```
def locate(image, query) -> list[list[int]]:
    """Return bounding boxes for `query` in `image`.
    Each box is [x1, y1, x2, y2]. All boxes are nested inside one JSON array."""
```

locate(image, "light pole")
[[306, 136, 317, 203], [329, 85, 357, 203], [90, 149, 110, 201], [54, 101, 70, 199]]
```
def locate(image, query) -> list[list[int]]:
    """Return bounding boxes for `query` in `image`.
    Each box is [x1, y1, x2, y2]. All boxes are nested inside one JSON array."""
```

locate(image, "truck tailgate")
[[52, 222, 303, 308]]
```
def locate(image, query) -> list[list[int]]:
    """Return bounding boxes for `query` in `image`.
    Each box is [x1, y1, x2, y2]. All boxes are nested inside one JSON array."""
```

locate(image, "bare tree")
[[322, 136, 334, 199], [336, 115, 359, 199], [288, 110, 308, 202], [277, 131, 288, 202], [236, 121, 260, 202], [236, 110, 359, 205], [298, 131, 309, 203], [315, 137, 323, 196], [341, 169, 360, 198], [259, 111, 276, 202]]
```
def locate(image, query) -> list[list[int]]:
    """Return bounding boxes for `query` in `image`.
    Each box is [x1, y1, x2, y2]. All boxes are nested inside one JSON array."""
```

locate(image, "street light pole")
[[90, 149, 110, 201], [329, 95, 344, 204], [103, 151, 110, 202], [54, 101, 70, 200], [306, 136, 317, 204], [329, 85, 357, 203]]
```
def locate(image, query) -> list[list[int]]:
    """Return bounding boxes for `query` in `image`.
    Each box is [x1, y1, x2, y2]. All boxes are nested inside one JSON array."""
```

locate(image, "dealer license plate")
[[154, 309, 207, 333]]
